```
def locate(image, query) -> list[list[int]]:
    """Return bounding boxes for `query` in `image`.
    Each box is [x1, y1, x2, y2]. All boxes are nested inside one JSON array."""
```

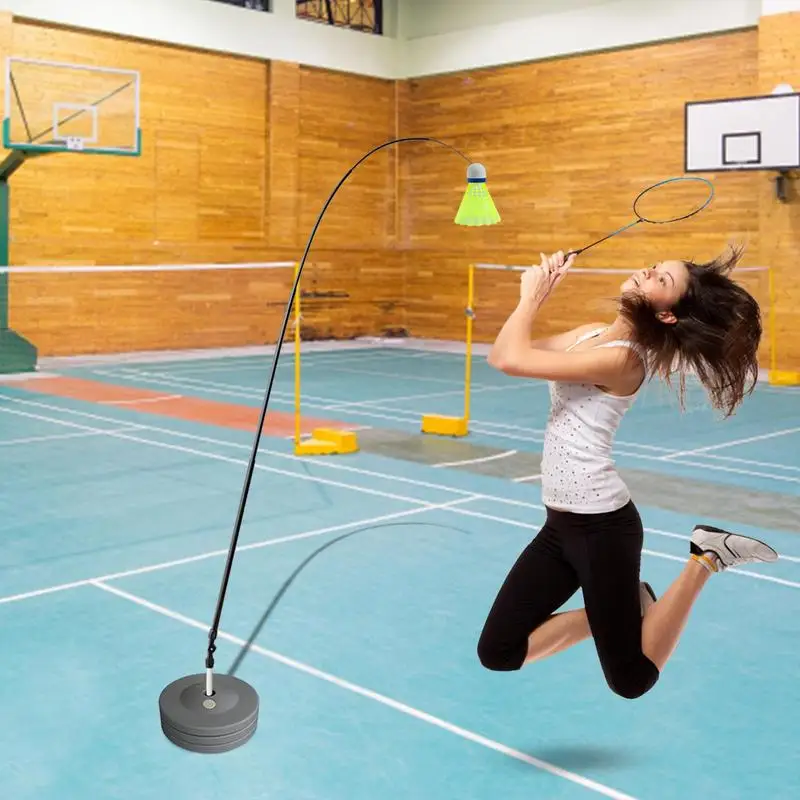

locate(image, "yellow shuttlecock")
[[455, 163, 501, 227]]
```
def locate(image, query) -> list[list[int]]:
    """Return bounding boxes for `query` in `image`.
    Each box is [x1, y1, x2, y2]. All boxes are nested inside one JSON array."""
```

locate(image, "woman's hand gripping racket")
[[520, 250, 577, 305]]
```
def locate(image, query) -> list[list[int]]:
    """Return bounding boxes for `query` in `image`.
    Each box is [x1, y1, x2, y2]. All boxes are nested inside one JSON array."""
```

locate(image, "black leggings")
[[477, 501, 660, 699]]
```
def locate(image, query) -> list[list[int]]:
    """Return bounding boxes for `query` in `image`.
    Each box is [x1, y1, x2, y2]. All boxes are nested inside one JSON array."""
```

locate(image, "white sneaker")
[[639, 581, 656, 616], [690, 524, 778, 571]]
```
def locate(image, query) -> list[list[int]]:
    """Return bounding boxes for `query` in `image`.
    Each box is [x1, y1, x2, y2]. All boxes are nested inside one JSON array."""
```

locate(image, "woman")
[[478, 246, 779, 699]]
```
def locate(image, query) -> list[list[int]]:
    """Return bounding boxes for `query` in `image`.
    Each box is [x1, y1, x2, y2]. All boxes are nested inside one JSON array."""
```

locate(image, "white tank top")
[[540, 327, 646, 514]]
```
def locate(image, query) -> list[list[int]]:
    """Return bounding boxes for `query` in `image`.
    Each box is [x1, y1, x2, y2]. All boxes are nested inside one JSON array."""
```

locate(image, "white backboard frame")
[[3, 56, 141, 157], [685, 93, 800, 173]]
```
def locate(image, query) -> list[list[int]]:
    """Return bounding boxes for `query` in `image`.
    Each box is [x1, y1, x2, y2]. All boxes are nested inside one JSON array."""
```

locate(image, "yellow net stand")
[[291, 262, 359, 456], [419, 261, 785, 440], [420, 263, 476, 438]]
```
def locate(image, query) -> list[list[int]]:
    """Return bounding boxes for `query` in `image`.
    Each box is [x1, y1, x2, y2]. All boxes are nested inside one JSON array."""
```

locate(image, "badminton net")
[[0, 260, 413, 451], [439, 262, 774, 415], [1, 260, 402, 363], [471, 262, 772, 363]]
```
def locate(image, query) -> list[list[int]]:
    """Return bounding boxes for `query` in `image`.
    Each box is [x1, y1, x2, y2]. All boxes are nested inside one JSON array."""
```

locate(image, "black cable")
[[204, 136, 472, 679]]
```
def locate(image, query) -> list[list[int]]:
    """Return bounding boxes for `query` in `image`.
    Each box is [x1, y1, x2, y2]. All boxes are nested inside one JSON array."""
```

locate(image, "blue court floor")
[[1, 342, 798, 800]]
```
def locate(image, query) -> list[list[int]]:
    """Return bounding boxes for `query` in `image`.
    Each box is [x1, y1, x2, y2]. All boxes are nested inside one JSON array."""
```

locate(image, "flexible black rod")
[[203, 137, 472, 685]]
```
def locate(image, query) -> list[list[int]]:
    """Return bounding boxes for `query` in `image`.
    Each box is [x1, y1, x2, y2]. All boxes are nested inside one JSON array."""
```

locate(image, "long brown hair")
[[618, 244, 762, 417]]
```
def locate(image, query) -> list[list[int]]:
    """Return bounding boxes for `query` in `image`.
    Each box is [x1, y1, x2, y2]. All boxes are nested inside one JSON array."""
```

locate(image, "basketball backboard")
[[684, 92, 799, 173], [3, 57, 141, 156]]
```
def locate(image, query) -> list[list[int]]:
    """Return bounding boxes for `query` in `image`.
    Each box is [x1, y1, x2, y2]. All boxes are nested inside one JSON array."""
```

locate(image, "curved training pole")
[[201, 137, 472, 696]]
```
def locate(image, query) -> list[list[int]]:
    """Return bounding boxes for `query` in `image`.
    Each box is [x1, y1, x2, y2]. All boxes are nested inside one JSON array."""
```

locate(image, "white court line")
[[90, 367, 800, 480], [0, 501, 475, 607], [321, 383, 533, 411], [100, 368, 343, 406], [101, 362, 800, 468], [111, 363, 499, 393], [304, 364, 481, 386], [433, 450, 518, 469], [1, 399, 798, 578], [137, 348, 472, 377], [0, 427, 137, 447], [102, 394, 183, 405], [135, 349, 418, 376], [513, 473, 542, 484], [697, 453, 800, 473], [91, 580, 638, 800], [459, 427, 800, 484], [84, 367, 776, 468], [2, 394, 799, 563], [0, 405, 439, 509], [654, 458, 800, 485], [442, 507, 800, 586], [660, 426, 800, 459]]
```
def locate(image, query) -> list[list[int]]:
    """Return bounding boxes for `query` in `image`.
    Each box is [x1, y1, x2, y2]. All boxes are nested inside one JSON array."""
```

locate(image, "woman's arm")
[[487, 251, 641, 387], [488, 251, 572, 364]]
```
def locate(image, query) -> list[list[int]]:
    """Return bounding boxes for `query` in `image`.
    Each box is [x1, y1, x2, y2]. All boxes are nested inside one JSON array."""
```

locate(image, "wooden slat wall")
[[399, 31, 771, 358], [3, 20, 400, 356], [758, 13, 800, 374], [2, 16, 796, 369], [298, 66, 395, 250]]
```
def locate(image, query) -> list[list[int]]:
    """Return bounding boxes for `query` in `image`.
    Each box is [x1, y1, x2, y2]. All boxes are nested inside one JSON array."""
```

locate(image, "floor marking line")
[[0, 500, 478, 607], [0, 427, 137, 446], [73, 369, 800, 479], [432, 450, 518, 469], [91, 580, 639, 800], [696, 453, 800, 472], [1, 405, 797, 599], [441, 508, 800, 585], [0, 405, 436, 509], [321, 383, 533, 411], [2, 396, 799, 562], [102, 394, 183, 406], [660, 426, 800, 459], [512, 473, 542, 483]]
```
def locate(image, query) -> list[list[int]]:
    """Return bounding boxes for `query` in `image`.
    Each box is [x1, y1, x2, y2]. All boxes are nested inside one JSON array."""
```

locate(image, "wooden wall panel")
[[268, 62, 300, 248], [155, 131, 200, 242], [6, 21, 269, 249], [4, 17, 795, 370], [758, 13, 800, 374], [298, 67, 395, 250], [9, 249, 405, 356], [399, 31, 768, 355], [4, 20, 404, 357]]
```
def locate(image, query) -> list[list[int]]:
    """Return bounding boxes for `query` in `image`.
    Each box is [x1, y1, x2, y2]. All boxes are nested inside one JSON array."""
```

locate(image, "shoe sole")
[[692, 526, 779, 564]]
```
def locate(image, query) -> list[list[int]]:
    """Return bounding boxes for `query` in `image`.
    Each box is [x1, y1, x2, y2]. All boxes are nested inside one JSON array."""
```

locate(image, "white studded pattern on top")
[[540, 327, 647, 514]]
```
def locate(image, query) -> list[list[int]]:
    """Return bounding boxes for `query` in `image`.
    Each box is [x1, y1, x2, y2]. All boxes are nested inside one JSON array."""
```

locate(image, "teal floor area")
[[1, 343, 799, 800]]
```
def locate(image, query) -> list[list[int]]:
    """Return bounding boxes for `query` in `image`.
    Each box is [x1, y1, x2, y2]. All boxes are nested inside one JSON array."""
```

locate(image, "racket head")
[[633, 176, 714, 225]]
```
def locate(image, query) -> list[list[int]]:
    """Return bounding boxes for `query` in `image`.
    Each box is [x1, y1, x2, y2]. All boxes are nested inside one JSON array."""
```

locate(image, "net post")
[[463, 263, 475, 427], [420, 262, 471, 438], [768, 265, 777, 379], [293, 261, 302, 450], [293, 261, 359, 456], [765, 264, 800, 386]]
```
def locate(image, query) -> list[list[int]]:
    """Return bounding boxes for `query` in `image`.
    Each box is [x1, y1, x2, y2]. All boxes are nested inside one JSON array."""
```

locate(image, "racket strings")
[[570, 177, 714, 258]]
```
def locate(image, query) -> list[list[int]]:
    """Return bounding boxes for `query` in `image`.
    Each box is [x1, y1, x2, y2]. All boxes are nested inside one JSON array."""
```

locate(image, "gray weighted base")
[[159, 674, 259, 753]]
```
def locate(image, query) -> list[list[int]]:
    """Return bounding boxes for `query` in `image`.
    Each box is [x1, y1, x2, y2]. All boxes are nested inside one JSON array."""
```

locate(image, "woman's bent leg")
[[478, 520, 582, 671]]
